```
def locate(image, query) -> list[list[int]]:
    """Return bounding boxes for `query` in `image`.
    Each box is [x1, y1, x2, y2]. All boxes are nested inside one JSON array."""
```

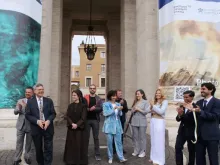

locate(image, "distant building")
[[71, 44, 106, 99]]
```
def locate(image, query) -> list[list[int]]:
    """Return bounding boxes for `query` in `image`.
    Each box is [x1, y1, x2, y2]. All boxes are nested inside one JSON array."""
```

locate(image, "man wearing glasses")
[[84, 84, 103, 160]]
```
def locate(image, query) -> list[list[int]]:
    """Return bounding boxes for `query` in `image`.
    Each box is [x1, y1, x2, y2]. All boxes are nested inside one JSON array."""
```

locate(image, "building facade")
[[71, 44, 106, 98]]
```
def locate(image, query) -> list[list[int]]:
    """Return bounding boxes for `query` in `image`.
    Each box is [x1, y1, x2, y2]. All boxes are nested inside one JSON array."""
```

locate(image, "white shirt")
[[204, 96, 213, 106], [112, 103, 118, 120]]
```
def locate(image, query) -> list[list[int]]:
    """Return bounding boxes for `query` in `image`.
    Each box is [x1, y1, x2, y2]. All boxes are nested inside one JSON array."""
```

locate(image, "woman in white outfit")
[[149, 89, 168, 165]]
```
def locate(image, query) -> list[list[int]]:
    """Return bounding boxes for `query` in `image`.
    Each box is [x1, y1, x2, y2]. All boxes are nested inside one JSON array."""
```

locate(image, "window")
[[101, 78, 105, 87], [75, 71, 79, 77], [86, 64, 92, 71], [86, 78, 92, 87], [100, 52, 106, 58], [101, 64, 105, 72]]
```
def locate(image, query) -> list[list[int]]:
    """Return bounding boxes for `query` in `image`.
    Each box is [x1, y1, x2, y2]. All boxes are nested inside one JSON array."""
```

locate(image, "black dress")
[[63, 102, 88, 165]]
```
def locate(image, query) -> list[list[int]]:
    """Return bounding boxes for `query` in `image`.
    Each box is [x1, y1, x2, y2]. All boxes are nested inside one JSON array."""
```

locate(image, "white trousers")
[[150, 118, 165, 165]]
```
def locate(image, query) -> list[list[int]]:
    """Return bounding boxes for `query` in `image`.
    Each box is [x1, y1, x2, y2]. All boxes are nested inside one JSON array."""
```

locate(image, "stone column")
[[38, 0, 63, 117], [38, 0, 53, 96], [120, 0, 137, 107], [60, 17, 72, 117], [106, 16, 121, 91], [136, 0, 159, 99]]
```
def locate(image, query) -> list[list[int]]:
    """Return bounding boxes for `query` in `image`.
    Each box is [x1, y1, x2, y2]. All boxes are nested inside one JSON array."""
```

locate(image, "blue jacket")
[[102, 102, 123, 134]]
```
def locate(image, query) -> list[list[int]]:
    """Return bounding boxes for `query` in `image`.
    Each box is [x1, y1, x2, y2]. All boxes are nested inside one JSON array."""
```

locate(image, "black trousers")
[[175, 133, 195, 165], [87, 120, 100, 156], [113, 120, 125, 152], [32, 130, 53, 165], [196, 138, 219, 165]]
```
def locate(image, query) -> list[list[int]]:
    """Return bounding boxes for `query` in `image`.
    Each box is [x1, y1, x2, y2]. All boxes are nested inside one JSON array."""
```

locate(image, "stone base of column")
[[0, 109, 17, 150]]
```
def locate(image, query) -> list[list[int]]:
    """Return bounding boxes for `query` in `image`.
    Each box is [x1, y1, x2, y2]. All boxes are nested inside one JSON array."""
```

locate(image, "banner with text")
[[0, 0, 42, 108], [159, 0, 220, 101]]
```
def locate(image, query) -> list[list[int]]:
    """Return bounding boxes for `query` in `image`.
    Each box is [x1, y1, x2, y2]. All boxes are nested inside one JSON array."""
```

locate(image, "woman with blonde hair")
[[149, 89, 168, 165]]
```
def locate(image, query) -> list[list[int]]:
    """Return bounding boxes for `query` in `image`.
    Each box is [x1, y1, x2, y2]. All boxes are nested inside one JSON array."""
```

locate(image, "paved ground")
[[0, 116, 219, 165]]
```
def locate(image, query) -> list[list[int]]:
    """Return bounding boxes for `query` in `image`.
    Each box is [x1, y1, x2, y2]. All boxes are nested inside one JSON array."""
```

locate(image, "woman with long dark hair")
[[149, 89, 168, 165], [131, 89, 150, 158], [63, 89, 88, 165]]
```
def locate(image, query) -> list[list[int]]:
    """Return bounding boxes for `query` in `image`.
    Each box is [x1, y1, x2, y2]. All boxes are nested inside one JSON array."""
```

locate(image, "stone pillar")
[[120, 0, 137, 107], [106, 16, 121, 91], [38, 0, 63, 117], [136, 0, 159, 99], [38, 0, 53, 96], [60, 17, 72, 117]]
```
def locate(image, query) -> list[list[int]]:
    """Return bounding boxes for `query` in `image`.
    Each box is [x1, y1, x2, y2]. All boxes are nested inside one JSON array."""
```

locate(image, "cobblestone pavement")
[[0, 118, 219, 165]]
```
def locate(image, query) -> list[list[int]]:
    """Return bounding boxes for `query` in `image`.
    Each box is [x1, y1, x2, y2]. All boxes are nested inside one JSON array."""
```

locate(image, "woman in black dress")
[[64, 89, 88, 165]]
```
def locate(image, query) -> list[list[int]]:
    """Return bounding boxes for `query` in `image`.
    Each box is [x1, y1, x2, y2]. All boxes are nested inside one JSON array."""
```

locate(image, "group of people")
[[175, 83, 220, 165], [63, 85, 169, 165], [12, 82, 220, 165]]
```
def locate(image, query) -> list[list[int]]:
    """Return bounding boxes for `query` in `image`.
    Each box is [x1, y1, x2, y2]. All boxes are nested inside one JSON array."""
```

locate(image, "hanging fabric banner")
[[0, 0, 42, 108], [159, 0, 220, 100]]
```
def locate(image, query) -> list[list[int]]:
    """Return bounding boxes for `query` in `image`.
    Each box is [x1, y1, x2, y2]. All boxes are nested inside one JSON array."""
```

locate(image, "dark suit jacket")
[[196, 97, 220, 140], [176, 104, 196, 139], [25, 96, 56, 135], [116, 98, 128, 123]]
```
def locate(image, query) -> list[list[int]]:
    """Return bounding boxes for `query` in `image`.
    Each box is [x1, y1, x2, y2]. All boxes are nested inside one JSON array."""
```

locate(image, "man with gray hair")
[[26, 83, 56, 165]]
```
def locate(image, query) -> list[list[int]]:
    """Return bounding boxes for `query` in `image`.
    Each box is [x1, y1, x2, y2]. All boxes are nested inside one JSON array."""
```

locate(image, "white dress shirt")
[[204, 96, 213, 106], [112, 103, 118, 120]]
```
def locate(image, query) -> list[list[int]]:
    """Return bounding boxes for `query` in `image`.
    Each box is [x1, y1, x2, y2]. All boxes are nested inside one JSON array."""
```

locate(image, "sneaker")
[[120, 158, 127, 163], [138, 152, 146, 158], [95, 155, 101, 161], [132, 152, 138, 156], [108, 159, 113, 164]]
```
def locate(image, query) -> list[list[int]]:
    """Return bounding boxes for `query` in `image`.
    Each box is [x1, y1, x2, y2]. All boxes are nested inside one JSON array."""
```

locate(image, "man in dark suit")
[[25, 83, 56, 165], [175, 90, 196, 165], [188, 82, 220, 165]]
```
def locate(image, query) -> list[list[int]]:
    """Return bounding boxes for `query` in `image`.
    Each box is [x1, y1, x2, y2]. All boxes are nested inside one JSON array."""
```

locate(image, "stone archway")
[[38, 0, 159, 121]]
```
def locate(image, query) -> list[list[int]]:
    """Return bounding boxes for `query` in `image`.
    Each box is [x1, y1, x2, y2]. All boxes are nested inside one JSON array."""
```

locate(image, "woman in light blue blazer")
[[102, 90, 127, 164]]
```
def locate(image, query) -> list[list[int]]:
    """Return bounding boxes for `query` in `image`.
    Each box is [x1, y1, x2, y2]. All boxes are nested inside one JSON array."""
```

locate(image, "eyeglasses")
[[90, 88, 96, 90]]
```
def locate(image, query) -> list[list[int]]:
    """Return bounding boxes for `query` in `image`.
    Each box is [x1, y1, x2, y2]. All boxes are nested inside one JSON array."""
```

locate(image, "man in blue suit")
[[25, 83, 56, 165], [188, 82, 220, 165]]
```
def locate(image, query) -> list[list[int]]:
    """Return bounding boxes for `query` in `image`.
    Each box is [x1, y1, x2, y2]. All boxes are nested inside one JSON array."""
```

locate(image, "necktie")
[[203, 100, 207, 110], [39, 98, 44, 121]]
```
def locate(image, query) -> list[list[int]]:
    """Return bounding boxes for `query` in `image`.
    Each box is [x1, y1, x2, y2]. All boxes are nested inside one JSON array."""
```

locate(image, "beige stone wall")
[[120, 0, 137, 107], [136, 0, 159, 100], [106, 17, 121, 91], [38, 0, 63, 119], [60, 17, 72, 115]]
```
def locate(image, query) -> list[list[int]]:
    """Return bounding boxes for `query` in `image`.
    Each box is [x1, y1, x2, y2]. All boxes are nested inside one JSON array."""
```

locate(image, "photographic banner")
[[159, 0, 220, 101], [0, 0, 42, 108]]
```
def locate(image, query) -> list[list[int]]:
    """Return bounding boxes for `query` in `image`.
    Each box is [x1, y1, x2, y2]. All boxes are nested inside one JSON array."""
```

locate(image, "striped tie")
[[39, 98, 44, 121]]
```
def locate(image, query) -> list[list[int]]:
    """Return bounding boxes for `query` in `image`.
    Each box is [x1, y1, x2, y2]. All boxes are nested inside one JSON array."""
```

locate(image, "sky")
[[72, 35, 105, 65]]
